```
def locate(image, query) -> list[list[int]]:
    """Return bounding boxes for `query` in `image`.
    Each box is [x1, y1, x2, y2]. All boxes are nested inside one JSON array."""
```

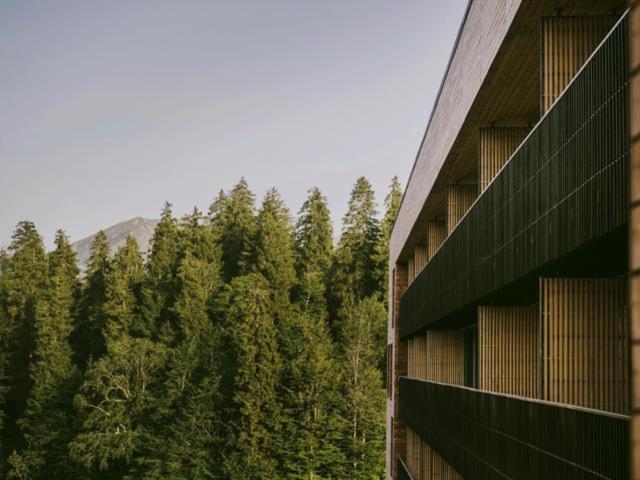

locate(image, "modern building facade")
[[386, 1, 631, 478]]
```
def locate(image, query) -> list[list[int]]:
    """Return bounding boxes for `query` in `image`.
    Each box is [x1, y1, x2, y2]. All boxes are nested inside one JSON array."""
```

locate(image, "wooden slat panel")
[[478, 127, 529, 192], [478, 305, 538, 398], [541, 277, 629, 414], [414, 244, 429, 277], [426, 330, 465, 386], [446, 184, 477, 235], [541, 15, 616, 113], [406, 426, 462, 480], [427, 220, 447, 259]]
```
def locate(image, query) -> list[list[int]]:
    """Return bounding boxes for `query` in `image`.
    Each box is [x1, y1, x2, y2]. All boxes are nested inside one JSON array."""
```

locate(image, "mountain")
[[72, 217, 159, 269]]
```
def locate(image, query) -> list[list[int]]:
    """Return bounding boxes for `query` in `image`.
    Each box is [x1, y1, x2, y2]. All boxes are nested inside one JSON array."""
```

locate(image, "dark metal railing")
[[398, 377, 630, 480], [397, 456, 414, 480], [399, 15, 629, 338]]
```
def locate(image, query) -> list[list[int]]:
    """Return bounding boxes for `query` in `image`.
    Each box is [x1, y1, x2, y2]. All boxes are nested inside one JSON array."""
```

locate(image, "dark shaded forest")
[[0, 176, 401, 480]]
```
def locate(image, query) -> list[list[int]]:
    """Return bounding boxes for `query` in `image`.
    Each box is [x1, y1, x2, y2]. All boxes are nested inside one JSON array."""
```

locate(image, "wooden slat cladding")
[[427, 221, 447, 259], [414, 244, 428, 278], [426, 331, 465, 386], [541, 15, 617, 113], [478, 127, 529, 192], [399, 17, 629, 339], [446, 184, 477, 235], [541, 277, 629, 414], [406, 427, 463, 480], [478, 305, 538, 398], [408, 257, 415, 284], [407, 336, 427, 380]]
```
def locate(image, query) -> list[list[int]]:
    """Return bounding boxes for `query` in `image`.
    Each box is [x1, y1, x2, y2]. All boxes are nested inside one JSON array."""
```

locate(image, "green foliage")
[[0, 221, 48, 466], [0, 175, 396, 479], [294, 187, 334, 319], [374, 176, 402, 308], [210, 178, 256, 281], [8, 231, 82, 479], [74, 230, 111, 366]]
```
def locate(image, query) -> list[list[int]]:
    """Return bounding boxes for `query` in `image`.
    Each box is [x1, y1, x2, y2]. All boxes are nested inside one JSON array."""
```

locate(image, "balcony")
[[398, 377, 629, 479], [398, 15, 629, 339]]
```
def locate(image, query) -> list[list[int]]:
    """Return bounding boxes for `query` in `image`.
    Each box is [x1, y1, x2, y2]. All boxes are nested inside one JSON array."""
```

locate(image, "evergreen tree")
[[338, 298, 386, 480], [373, 176, 402, 307], [140, 202, 180, 341], [71, 236, 163, 477], [74, 230, 111, 366], [0, 222, 47, 469], [253, 188, 297, 311], [210, 178, 256, 281], [329, 177, 381, 335], [222, 274, 281, 480], [8, 230, 81, 479], [294, 187, 333, 318]]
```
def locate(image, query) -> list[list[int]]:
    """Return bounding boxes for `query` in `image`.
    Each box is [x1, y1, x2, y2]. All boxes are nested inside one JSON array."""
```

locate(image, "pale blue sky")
[[0, 0, 467, 249]]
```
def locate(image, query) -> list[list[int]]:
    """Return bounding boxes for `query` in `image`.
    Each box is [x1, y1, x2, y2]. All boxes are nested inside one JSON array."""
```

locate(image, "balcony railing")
[[398, 377, 629, 480], [399, 14, 629, 339], [397, 457, 414, 480]]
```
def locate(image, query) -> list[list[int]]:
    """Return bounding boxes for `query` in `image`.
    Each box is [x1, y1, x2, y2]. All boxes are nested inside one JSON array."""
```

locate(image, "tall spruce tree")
[[222, 274, 281, 480], [294, 187, 333, 318], [338, 297, 386, 480], [74, 230, 111, 366], [0, 222, 47, 471], [7, 230, 81, 479], [71, 236, 165, 477], [210, 178, 256, 281], [329, 177, 381, 335], [373, 176, 402, 307], [140, 202, 180, 341]]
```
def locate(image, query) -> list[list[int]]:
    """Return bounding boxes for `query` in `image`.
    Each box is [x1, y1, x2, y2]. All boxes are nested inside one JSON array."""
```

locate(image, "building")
[[386, 1, 632, 478]]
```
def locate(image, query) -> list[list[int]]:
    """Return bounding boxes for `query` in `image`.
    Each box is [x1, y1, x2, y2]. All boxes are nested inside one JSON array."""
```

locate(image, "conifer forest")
[[0, 176, 402, 480]]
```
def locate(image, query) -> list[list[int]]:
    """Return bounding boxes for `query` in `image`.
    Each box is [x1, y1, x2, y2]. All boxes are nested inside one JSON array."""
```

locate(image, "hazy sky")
[[0, 0, 467, 249]]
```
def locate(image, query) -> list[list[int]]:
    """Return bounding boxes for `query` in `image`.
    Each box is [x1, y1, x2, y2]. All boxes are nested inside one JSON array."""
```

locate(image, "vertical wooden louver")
[[478, 127, 529, 192], [478, 305, 538, 398], [406, 427, 462, 480], [414, 244, 428, 278], [427, 220, 447, 258], [407, 257, 415, 284], [541, 278, 629, 414], [426, 330, 465, 386], [446, 184, 477, 235], [541, 15, 616, 113], [407, 335, 427, 380]]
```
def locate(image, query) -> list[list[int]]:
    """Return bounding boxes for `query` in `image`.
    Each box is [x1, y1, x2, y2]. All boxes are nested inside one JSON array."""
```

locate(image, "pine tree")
[[294, 187, 333, 318], [222, 274, 281, 480], [140, 202, 180, 341], [74, 230, 111, 366], [7, 230, 81, 479], [329, 177, 381, 335], [373, 176, 402, 307], [0, 222, 47, 469], [338, 297, 386, 480], [210, 178, 256, 281]]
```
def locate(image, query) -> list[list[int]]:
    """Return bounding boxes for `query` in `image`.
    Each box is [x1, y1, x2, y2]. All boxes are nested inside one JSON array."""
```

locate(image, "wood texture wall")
[[427, 220, 447, 258], [408, 257, 415, 284], [406, 427, 463, 480], [541, 15, 616, 113], [478, 127, 529, 192], [407, 335, 427, 380], [446, 184, 477, 235], [541, 277, 629, 414], [426, 330, 466, 386], [414, 244, 429, 278], [478, 305, 538, 398]]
